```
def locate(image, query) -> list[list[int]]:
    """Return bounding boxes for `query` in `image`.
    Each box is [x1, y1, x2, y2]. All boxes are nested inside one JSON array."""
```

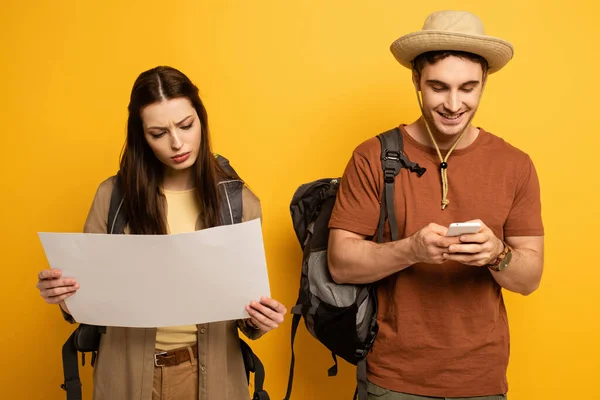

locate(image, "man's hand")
[[443, 219, 504, 267], [409, 223, 462, 264]]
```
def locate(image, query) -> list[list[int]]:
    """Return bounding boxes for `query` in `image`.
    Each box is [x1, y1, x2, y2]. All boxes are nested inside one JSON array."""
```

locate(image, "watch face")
[[498, 250, 513, 271]]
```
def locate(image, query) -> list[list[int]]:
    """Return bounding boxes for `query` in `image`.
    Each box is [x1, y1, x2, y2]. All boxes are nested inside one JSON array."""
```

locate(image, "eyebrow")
[[147, 115, 193, 130], [425, 79, 481, 87]]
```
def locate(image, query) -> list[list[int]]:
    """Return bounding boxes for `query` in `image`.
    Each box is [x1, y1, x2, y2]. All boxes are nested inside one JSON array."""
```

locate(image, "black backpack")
[[283, 128, 426, 400], [61, 155, 269, 400]]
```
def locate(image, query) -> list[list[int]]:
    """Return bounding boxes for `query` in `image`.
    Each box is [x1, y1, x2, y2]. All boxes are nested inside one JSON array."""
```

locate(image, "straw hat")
[[390, 10, 514, 73]]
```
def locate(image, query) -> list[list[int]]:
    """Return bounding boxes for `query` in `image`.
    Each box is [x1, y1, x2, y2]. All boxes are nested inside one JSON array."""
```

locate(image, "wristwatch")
[[487, 241, 513, 272]]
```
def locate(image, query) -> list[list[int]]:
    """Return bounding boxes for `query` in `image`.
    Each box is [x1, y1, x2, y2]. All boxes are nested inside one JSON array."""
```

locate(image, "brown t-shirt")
[[329, 125, 544, 397]]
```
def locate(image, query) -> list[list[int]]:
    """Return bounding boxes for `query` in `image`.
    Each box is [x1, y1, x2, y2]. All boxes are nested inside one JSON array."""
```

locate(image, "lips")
[[171, 152, 191, 164], [437, 111, 466, 125]]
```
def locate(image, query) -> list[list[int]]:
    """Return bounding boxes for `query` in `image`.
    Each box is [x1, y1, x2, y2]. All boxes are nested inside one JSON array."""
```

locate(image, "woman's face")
[[141, 97, 202, 173]]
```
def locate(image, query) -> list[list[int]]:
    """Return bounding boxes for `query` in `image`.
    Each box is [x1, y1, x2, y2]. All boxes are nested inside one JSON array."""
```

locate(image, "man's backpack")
[[60, 155, 270, 400], [283, 128, 426, 400]]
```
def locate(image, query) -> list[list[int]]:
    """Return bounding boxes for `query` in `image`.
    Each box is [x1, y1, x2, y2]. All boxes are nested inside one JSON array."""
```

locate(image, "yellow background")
[[2, 1, 598, 399]]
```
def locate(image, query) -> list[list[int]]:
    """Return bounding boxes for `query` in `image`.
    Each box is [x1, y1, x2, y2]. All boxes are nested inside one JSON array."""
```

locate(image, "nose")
[[444, 91, 461, 114], [170, 131, 183, 151]]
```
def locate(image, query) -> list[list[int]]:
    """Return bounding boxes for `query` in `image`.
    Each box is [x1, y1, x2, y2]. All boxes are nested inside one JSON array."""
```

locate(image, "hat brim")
[[390, 31, 514, 74]]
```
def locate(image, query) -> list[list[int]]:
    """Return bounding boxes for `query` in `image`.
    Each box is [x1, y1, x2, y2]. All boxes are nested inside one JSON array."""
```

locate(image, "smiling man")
[[327, 10, 544, 400]]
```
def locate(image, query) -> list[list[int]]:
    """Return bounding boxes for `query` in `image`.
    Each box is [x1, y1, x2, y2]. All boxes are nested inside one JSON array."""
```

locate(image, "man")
[[328, 10, 544, 399]]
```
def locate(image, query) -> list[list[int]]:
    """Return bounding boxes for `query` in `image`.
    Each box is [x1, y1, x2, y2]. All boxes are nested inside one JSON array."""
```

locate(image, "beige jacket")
[[64, 176, 265, 400]]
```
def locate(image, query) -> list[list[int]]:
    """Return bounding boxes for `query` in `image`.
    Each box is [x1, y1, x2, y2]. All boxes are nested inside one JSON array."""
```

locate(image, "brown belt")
[[154, 344, 198, 367]]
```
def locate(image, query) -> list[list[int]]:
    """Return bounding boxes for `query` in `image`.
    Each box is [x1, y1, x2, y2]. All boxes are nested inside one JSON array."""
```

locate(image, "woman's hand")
[[244, 296, 287, 333], [36, 269, 79, 314]]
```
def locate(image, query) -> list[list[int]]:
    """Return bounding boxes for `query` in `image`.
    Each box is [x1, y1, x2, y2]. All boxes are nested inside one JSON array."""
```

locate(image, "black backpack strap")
[[251, 354, 269, 400], [327, 352, 338, 377], [240, 339, 270, 400], [216, 154, 244, 225], [216, 154, 240, 179], [283, 308, 302, 400], [218, 180, 244, 225], [61, 330, 83, 400], [376, 128, 426, 242], [377, 128, 403, 242], [381, 128, 427, 177], [108, 174, 127, 234], [348, 128, 423, 400]]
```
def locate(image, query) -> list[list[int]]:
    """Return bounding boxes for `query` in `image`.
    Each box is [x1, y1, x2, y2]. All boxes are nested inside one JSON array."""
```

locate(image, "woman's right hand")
[[36, 269, 79, 314]]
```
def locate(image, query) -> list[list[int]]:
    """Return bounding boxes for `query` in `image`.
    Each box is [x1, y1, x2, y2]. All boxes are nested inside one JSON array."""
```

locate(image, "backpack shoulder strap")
[[61, 330, 83, 400], [357, 127, 424, 400], [218, 180, 244, 224], [240, 339, 270, 400], [215, 153, 238, 177], [108, 174, 127, 234], [215, 155, 244, 224], [376, 128, 426, 242]]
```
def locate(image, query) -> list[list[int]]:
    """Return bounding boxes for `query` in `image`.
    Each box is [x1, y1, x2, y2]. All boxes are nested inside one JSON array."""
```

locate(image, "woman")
[[35, 66, 286, 400]]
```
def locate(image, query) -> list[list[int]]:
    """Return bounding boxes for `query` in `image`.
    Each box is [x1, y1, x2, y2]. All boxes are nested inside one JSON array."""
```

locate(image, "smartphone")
[[445, 222, 482, 237]]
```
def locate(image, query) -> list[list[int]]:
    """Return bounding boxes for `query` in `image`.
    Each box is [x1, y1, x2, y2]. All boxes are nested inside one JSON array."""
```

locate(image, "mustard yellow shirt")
[[155, 188, 200, 351]]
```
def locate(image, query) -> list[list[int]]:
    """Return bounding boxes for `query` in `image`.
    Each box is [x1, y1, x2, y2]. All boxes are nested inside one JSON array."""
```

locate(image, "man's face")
[[415, 56, 486, 137]]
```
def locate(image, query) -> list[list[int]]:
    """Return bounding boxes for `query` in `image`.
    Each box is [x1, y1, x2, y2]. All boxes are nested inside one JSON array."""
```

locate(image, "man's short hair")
[[412, 50, 489, 80]]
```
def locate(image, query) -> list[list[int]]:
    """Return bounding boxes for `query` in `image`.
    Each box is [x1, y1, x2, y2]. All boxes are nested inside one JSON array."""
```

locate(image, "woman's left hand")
[[245, 296, 287, 333]]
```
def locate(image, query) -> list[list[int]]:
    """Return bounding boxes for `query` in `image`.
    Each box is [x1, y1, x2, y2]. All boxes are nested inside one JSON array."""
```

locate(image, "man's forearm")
[[328, 232, 415, 284], [490, 246, 543, 295]]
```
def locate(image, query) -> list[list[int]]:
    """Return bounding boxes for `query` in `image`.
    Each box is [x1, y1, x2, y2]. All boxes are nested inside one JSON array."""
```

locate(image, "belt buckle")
[[154, 351, 168, 367]]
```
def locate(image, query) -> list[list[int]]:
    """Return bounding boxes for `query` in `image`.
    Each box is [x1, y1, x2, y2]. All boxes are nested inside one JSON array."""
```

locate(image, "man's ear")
[[412, 70, 421, 91], [481, 70, 489, 91]]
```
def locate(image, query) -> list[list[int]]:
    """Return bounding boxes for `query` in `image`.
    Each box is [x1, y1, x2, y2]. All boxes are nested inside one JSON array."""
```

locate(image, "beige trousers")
[[152, 346, 199, 400]]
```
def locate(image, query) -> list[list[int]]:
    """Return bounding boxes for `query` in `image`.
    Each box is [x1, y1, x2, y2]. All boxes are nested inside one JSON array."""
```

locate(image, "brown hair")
[[119, 66, 234, 234], [412, 50, 489, 80]]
